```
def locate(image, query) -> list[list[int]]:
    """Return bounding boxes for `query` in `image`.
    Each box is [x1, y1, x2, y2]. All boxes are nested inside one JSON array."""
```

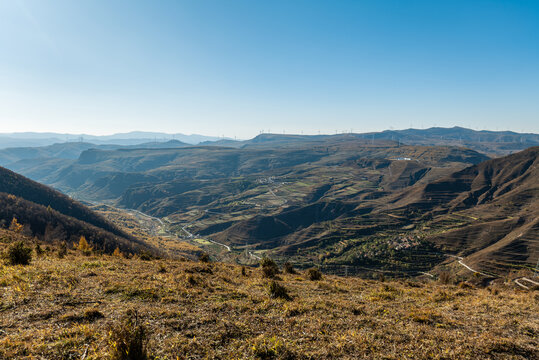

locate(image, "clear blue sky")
[[1, 0, 538, 138]]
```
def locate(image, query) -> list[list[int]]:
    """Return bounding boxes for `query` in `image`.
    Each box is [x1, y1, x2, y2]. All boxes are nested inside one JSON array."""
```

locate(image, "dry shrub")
[[432, 290, 453, 302], [4, 241, 32, 265], [306, 267, 322, 281], [260, 257, 279, 278], [109, 310, 149, 360], [83, 308, 104, 321], [267, 280, 291, 300], [438, 271, 452, 284], [57, 241, 67, 259], [34, 243, 43, 257], [198, 252, 210, 263], [458, 281, 474, 289], [138, 251, 154, 261], [283, 262, 296, 274], [251, 335, 295, 359], [62, 308, 104, 323]]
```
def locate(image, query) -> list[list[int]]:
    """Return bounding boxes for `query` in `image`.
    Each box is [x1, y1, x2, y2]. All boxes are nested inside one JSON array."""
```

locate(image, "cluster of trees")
[[0, 192, 150, 254], [0, 166, 130, 239]]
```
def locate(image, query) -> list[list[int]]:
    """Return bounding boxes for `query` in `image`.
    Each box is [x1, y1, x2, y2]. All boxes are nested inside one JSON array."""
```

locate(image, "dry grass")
[[0, 229, 537, 359]]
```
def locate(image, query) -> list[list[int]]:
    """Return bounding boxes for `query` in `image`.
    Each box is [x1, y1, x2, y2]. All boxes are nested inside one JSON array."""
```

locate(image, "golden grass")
[[0, 230, 537, 359]]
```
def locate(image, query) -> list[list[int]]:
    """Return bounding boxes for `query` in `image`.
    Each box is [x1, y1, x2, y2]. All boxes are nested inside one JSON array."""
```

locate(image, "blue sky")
[[1, 0, 538, 138]]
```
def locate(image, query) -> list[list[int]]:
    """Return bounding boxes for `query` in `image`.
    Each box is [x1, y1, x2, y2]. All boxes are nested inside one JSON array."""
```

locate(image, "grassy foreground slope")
[[1, 229, 537, 359]]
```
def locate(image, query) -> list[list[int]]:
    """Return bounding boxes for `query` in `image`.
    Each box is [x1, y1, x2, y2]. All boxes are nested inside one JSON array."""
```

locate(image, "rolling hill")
[[1, 131, 536, 277], [247, 147, 538, 275]]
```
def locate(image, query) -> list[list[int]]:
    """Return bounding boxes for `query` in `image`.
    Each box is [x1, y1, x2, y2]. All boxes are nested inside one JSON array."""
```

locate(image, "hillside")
[[1, 136, 536, 277], [3, 138, 504, 274], [204, 148, 538, 276], [386, 146, 539, 274], [0, 229, 537, 359], [0, 166, 151, 253]]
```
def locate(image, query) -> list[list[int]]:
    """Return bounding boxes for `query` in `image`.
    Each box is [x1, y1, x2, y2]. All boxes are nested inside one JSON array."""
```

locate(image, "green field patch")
[[193, 238, 212, 245]]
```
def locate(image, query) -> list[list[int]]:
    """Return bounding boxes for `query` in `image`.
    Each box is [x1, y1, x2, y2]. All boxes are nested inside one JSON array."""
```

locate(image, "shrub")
[[198, 252, 210, 263], [109, 310, 149, 360], [306, 267, 322, 281], [251, 335, 295, 359], [83, 308, 104, 321], [260, 257, 279, 278], [283, 262, 296, 274], [138, 251, 153, 261], [34, 243, 43, 256], [5, 241, 32, 265], [57, 242, 67, 259], [267, 280, 291, 300], [438, 271, 452, 284], [9, 217, 23, 233], [62, 308, 104, 323]]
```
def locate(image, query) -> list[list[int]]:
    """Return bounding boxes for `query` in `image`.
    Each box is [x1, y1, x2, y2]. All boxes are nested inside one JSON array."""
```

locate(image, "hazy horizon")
[[1, 125, 538, 142], [1, 1, 539, 137]]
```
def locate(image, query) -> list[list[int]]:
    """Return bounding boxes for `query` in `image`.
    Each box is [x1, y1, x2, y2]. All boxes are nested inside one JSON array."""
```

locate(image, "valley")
[[1, 128, 537, 281]]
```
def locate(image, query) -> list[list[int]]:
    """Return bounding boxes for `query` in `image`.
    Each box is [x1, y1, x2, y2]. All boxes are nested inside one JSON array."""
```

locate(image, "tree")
[[76, 235, 93, 254], [9, 217, 23, 233]]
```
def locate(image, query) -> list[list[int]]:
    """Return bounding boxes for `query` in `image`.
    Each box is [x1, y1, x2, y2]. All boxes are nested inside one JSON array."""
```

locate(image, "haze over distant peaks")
[[0, 131, 226, 149]]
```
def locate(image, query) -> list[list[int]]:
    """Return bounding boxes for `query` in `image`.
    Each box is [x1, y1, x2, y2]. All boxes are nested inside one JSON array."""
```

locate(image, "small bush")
[[109, 310, 149, 360], [138, 251, 154, 261], [198, 252, 210, 263], [57, 242, 67, 258], [83, 308, 104, 321], [251, 335, 295, 359], [188, 274, 197, 285], [9, 217, 23, 233], [34, 243, 43, 257], [113, 247, 123, 257], [267, 280, 291, 300], [260, 257, 279, 278], [438, 271, 452, 284], [283, 262, 296, 274], [306, 267, 322, 281], [5, 241, 32, 265], [62, 308, 104, 323]]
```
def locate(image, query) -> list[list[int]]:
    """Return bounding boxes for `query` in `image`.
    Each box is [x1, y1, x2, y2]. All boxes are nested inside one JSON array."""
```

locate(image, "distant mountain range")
[[0, 131, 225, 149], [204, 127, 539, 156]]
